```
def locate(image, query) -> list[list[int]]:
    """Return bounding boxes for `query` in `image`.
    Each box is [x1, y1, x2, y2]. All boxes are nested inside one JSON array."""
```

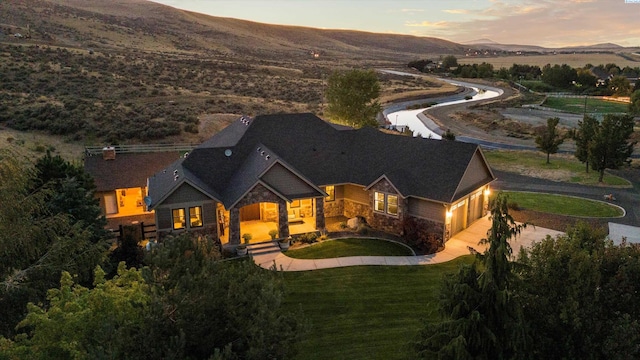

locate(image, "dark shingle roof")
[[148, 113, 492, 207], [85, 152, 182, 192]]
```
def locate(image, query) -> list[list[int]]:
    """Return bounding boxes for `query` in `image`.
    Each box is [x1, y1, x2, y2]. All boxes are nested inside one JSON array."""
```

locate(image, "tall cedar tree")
[[535, 117, 564, 164], [416, 193, 528, 359], [325, 69, 381, 128], [574, 115, 599, 173], [589, 114, 636, 183]]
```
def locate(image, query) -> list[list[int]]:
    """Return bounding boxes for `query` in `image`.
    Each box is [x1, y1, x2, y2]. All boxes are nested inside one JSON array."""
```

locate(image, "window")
[[374, 192, 385, 212], [189, 206, 203, 227], [172, 208, 185, 230], [374, 192, 399, 216], [387, 195, 398, 215], [325, 185, 335, 202]]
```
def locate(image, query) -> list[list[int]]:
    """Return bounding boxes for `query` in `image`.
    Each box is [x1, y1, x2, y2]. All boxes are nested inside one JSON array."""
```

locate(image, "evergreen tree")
[[535, 117, 564, 164], [416, 193, 528, 359], [325, 69, 381, 128], [574, 115, 599, 172], [589, 114, 636, 183]]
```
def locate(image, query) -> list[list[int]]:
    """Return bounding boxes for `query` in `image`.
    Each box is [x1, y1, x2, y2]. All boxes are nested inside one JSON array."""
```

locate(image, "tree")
[[441, 55, 458, 71], [442, 129, 456, 141], [144, 233, 307, 359], [0, 151, 107, 338], [630, 89, 640, 115], [535, 117, 564, 164], [541, 63, 577, 89], [325, 69, 381, 128], [516, 223, 640, 359], [589, 114, 636, 182], [416, 193, 528, 359], [608, 75, 632, 96], [0, 264, 152, 359], [574, 115, 599, 172]]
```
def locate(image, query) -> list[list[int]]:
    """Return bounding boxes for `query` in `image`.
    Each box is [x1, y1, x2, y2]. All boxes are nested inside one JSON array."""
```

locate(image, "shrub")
[[293, 232, 318, 244], [508, 202, 520, 211], [402, 217, 441, 254], [268, 229, 278, 240]]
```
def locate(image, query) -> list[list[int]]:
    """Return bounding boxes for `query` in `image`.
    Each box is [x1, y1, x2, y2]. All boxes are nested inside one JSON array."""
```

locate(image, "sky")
[[148, 0, 640, 48]]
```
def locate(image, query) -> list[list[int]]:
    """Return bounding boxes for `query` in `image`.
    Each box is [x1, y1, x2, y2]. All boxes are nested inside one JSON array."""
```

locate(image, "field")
[[458, 53, 640, 68], [542, 96, 630, 114]]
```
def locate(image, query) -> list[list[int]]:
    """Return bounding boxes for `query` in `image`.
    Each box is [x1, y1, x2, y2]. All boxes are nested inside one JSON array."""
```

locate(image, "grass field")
[[458, 53, 640, 69], [286, 238, 413, 259], [542, 97, 630, 114], [284, 256, 473, 360], [484, 150, 631, 186], [501, 191, 624, 217]]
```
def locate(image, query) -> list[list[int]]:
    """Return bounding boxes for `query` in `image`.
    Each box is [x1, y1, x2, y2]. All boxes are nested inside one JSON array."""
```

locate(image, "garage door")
[[451, 200, 467, 235], [468, 191, 484, 224]]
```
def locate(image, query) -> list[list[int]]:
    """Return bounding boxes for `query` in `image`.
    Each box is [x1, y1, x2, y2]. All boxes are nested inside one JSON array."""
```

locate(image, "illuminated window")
[[172, 208, 185, 230], [325, 185, 335, 202], [189, 206, 203, 228], [374, 192, 385, 212], [387, 195, 398, 215]]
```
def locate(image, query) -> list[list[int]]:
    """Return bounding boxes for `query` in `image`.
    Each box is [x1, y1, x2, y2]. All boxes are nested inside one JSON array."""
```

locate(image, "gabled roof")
[[84, 152, 182, 192], [148, 113, 495, 208]]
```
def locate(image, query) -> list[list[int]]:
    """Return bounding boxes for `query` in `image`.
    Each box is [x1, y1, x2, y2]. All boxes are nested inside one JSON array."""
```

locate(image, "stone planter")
[[279, 240, 290, 250], [236, 245, 248, 256]]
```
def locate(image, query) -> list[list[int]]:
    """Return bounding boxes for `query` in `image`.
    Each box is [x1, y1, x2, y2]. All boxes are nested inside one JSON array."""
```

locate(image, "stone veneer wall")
[[229, 183, 288, 245], [315, 197, 325, 230], [323, 199, 344, 218], [367, 179, 407, 235], [344, 199, 369, 219], [411, 217, 445, 245], [157, 224, 219, 244]]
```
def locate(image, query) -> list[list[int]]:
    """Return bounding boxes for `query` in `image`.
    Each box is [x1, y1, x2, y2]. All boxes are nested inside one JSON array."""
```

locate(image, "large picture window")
[[374, 192, 399, 216], [172, 208, 185, 229], [325, 185, 335, 202], [189, 206, 203, 227]]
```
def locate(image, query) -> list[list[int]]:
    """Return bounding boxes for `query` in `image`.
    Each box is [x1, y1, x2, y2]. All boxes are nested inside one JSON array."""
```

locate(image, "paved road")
[[494, 170, 640, 227]]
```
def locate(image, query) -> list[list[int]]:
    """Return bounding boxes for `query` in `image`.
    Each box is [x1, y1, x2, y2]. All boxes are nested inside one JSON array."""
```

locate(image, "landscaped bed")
[[286, 238, 414, 259]]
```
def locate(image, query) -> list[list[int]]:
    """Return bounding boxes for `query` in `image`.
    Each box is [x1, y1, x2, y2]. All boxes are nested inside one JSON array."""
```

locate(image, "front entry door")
[[240, 203, 261, 221]]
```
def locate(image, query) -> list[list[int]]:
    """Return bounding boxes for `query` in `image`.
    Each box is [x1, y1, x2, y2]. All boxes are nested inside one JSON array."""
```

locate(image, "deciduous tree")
[[630, 89, 640, 115], [325, 69, 381, 128], [535, 117, 564, 164], [589, 114, 636, 182], [574, 115, 598, 172]]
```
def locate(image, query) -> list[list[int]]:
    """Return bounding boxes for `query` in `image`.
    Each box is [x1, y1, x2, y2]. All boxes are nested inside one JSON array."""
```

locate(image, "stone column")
[[229, 207, 240, 245], [278, 200, 289, 239], [315, 197, 325, 230]]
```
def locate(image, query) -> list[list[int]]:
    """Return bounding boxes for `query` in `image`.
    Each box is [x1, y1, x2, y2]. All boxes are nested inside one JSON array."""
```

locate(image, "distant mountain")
[[462, 39, 633, 53], [0, 0, 467, 61]]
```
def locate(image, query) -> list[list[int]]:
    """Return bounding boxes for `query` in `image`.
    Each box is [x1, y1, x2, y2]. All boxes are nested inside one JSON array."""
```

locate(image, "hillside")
[[0, 0, 460, 146], [0, 0, 466, 61]]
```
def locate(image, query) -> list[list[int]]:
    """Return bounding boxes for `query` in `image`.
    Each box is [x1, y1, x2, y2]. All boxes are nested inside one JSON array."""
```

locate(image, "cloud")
[[443, 9, 469, 14], [405, 21, 449, 28]]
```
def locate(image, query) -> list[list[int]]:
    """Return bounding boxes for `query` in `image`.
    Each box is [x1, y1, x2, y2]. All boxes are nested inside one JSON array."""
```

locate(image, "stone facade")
[[230, 183, 288, 245], [323, 199, 344, 217], [315, 197, 325, 230], [411, 217, 445, 245], [344, 199, 370, 219], [367, 178, 407, 235]]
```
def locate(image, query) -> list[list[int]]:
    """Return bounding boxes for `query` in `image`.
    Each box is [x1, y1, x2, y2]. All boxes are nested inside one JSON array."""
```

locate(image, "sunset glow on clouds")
[[150, 0, 639, 47]]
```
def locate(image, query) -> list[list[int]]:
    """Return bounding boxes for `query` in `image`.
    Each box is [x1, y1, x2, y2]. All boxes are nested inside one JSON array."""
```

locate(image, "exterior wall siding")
[[457, 152, 492, 196], [261, 163, 317, 197], [344, 184, 369, 204], [408, 198, 446, 222], [163, 183, 210, 205]]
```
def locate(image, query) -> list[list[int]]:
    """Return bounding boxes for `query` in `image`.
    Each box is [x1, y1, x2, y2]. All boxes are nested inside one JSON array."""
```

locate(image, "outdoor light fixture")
[[484, 189, 491, 197], [446, 210, 453, 218]]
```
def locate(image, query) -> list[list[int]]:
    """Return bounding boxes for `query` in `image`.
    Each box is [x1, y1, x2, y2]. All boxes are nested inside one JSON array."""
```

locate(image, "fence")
[[84, 143, 198, 156]]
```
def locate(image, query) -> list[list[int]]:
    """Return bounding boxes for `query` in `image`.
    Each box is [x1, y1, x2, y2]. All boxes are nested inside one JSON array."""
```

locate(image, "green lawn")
[[283, 256, 473, 360], [484, 150, 631, 186], [286, 238, 413, 259], [502, 191, 623, 217], [542, 97, 629, 114]]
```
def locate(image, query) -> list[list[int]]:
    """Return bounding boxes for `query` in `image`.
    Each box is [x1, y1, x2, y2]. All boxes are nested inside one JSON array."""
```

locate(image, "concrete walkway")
[[250, 216, 564, 272]]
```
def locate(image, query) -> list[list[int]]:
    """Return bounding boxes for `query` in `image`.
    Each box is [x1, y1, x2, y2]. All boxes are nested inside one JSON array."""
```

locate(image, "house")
[[147, 113, 495, 250], [84, 146, 185, 231]]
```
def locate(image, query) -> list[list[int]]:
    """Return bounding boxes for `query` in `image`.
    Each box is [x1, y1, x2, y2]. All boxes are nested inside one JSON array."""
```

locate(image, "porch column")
[[229, 207, 240, 245], [278, 200, 289, 239], [315, 197, 325, 230]]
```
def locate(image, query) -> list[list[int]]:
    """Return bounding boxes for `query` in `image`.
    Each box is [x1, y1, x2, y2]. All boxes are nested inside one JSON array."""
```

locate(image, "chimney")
[[102, 146, 116, 160]]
